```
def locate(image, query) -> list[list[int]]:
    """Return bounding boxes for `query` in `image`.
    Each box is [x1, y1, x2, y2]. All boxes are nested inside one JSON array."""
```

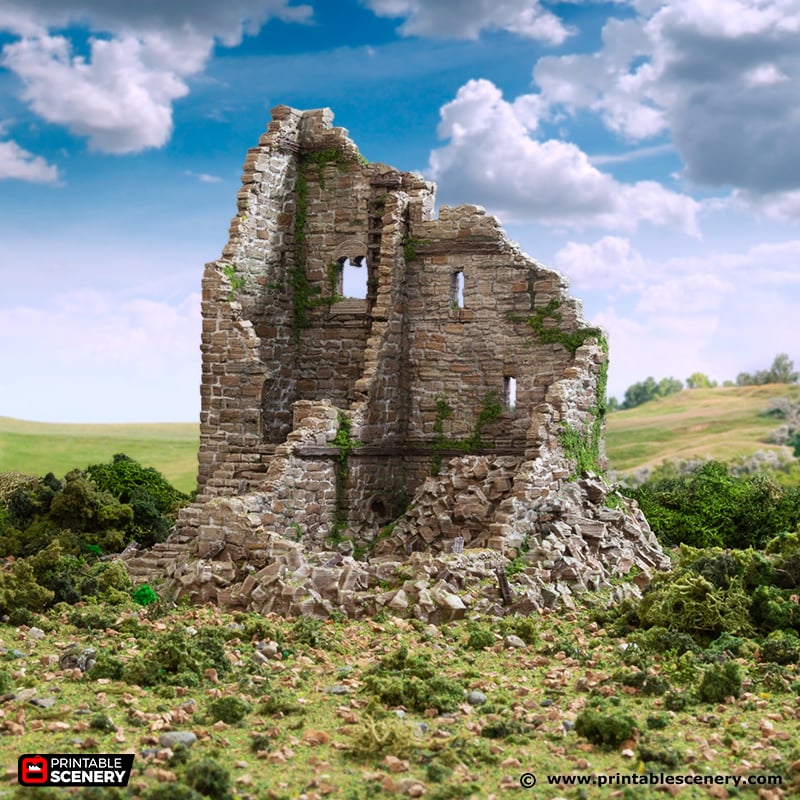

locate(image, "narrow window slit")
[[451, 270, 464, 308], [504, 376, 517, 410]]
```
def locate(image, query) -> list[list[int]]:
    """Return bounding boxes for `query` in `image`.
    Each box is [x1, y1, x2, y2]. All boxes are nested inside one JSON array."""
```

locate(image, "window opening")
[[451, 270, 464, 308], [504, 376, 517, 410], [340, 256, 368, 299]]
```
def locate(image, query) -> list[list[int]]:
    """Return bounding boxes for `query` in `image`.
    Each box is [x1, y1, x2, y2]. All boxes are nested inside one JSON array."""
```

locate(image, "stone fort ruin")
[[124, 106, 668, 620]]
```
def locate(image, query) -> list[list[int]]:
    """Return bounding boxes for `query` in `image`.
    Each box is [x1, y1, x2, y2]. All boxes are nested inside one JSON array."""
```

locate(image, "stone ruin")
[[123, 105, 669, 621]]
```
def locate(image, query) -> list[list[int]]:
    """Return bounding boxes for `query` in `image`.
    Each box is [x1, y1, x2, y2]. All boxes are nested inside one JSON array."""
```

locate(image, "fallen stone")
[[159, 731, 197, 749]]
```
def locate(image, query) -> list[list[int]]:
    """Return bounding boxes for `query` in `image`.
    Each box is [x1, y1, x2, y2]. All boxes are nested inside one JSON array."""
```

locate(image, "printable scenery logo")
[[18, 754, 134, 787]]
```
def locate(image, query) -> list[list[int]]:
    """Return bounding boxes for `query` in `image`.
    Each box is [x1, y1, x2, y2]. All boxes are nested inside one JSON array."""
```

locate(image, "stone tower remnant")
[[124, 106, 668, 620]]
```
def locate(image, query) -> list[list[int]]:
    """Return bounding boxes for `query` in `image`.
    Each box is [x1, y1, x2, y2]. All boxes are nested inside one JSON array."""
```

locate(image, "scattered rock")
[[466, 690, 487, 706], [58, 646, 96, 672], [158, 731, 197, 749], [504, 634, 526, 649]]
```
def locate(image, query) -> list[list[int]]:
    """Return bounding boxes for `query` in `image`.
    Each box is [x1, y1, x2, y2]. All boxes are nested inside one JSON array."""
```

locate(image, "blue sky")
[[1, 0, 799, 422]]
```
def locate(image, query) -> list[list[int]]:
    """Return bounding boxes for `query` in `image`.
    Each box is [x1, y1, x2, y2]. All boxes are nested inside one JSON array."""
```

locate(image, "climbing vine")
[[329, 412, 360, 544], [513, 299, 603, 357], [220, 263, 245, 302], [430, 391, 504, 476], [402, 235, 428, 262], [558, 333, 610, 478], [291, 148, 355, 342]]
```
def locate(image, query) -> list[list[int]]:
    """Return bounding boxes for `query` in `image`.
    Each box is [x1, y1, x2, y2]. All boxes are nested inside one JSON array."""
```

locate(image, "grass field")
[[605, 383, 800, 473], [2, 384, 799, 494], [0, 417, 199, 494]]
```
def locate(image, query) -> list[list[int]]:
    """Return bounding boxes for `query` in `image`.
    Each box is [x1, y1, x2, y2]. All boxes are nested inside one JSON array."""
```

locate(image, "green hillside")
[[2, 384, 798, 494], [605, 383, 800, 473], [0, 417, 199, 494]]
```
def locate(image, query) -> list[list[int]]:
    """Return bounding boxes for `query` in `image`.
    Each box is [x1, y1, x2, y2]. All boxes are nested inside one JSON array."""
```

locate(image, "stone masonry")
[[123, 106, 669, 620]]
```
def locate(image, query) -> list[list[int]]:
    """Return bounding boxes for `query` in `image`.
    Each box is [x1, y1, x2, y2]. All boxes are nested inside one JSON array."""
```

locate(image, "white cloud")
[[428, 79, 699, 233], [361, 0, 572, 43], [529, 0, 800, 205], [0, 290, 201, 422], [553, 233, 800, 397], [185, 170, 224, 184], [0, 138, 59, 182], [0, 1, 313, 153], [2, 33, 204, 153]]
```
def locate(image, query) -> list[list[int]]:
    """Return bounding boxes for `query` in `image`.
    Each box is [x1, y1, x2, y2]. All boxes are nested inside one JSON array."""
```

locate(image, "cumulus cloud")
[[361, 0, 572, 43], [530, 0, 800, 202], [0, 1, 313, 153], [0, 290, 201, 422], [0, 138, 59, 182], [553, 233, 800, 396], [428, 79, 699, 233]]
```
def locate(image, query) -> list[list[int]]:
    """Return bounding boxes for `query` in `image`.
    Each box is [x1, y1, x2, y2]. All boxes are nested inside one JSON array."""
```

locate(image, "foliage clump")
[[185, 757, 232, 800], [123, 627, 229, 687], [349, 713, 417, 759], [696, 661, 742, 703], [207, 696, 252, 725], [630, 461, 800, 549], [363, 645, 465, 712], [574, 699, 637, 748]]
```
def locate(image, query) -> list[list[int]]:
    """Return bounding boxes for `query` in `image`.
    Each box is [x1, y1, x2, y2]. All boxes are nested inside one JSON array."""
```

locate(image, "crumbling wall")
[[124, 104, 669, 619]]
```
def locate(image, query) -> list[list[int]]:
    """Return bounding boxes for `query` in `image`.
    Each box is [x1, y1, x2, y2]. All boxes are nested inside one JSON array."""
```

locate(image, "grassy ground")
[[0, 418, 199, 494], [606, 384, 800, 473], [1, 603, 797, 799]]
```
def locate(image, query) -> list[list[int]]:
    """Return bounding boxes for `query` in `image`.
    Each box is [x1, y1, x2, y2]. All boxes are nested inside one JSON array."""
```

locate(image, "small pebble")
[[27, 627, 46, 641], [504, 635, 526, 649], [467, 691, 487, 706], [325, 685, 351, 695]]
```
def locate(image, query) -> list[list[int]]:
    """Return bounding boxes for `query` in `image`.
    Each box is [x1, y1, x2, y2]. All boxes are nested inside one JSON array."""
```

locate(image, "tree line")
[[609, 353, 798, 412]]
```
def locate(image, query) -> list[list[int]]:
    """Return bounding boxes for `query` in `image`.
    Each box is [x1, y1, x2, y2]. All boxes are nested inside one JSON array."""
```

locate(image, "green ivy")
[[402, 235, 427, 262], [519, 300, 603, 356], [291, 148, 353, 343], [329, 412, 360, 544], [430, 392, 503, 476], [220, 263, 245, 302]]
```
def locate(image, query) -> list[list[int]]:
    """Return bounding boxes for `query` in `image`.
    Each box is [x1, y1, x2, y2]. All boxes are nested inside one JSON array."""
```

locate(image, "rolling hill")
[[1, 384, 798, 493]]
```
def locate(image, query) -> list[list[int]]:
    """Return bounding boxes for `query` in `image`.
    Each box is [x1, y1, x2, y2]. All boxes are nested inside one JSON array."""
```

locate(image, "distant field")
[[0, 417, 199, 494], [606, 383, 800, 473], [2, 384, 798, 492]]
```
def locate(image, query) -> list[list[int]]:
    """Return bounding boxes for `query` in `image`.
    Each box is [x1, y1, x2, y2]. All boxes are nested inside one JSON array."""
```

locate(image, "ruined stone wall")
[[125, 105, 668, 619]]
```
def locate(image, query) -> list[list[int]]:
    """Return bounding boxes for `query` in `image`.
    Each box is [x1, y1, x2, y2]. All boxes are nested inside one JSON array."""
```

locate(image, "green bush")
[[697, 661, 742, 703], [364, 645, 465, 713], [133, 584, 158, 606], [207, 696, 252, 725], [185, 758, 232, 800], [630, 461, 800, 549], [760, 632, 800, 664], [465, 623, 494, 651], [574, 700, 637, 748]]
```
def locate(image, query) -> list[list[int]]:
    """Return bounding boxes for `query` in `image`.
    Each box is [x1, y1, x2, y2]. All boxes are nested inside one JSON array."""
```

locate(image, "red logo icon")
[[20, 755, 49, 785]]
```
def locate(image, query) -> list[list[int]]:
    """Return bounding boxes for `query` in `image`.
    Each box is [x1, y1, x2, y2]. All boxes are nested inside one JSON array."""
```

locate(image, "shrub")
[[630, 461, 800, 550], [364, 645, 465, 713], [185, 758, 232, 800], [574, 701, 637, 748], [133, 584, 158, 606], [207, 696, 252, 725], [760, 632, 800, 664], [697, 661, 742, 703], [348, 714, 417, 760], [465, 624, 494, 651], [638, 571, 753, 641]]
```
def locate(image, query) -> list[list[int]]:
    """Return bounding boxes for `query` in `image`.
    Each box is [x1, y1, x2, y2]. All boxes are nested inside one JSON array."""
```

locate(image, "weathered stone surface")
[[122, 104, 669, 621]]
